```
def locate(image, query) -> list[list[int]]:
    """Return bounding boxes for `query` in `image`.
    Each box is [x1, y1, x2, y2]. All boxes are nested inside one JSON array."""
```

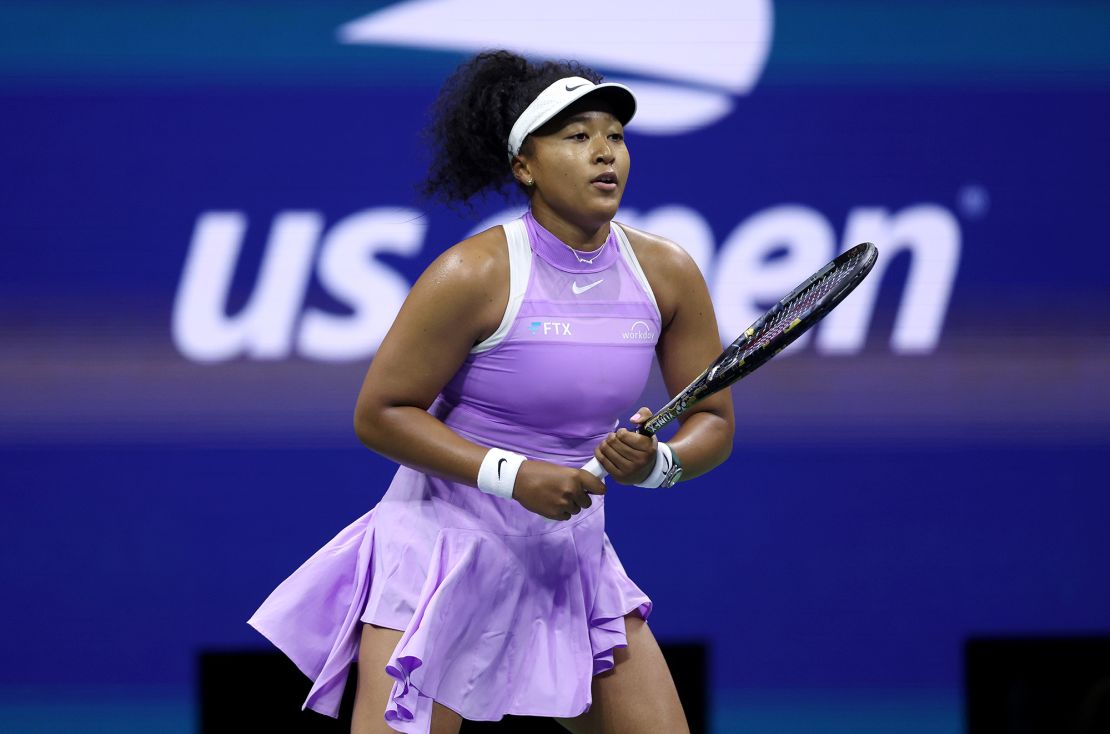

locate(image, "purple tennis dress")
[[248, 211, 663, 732]]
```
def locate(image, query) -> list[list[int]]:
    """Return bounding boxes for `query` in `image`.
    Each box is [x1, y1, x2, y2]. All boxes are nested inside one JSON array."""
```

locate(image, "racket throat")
[[706, 343, 743, 387]]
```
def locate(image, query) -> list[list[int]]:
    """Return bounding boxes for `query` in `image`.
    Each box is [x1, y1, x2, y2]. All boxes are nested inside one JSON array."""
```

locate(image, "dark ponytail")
[[420, 50, 603, 208]]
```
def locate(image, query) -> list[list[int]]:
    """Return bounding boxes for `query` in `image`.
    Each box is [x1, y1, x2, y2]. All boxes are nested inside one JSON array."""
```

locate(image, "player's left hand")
[[594, 406, 658, 485]]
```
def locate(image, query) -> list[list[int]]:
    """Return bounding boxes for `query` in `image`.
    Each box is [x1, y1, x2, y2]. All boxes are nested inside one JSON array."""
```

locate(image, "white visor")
[[507, 76, 636, 160]]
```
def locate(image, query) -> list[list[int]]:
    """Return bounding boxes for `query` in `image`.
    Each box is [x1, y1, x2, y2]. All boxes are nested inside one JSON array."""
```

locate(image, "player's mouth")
[[590, 171, 619, 192]]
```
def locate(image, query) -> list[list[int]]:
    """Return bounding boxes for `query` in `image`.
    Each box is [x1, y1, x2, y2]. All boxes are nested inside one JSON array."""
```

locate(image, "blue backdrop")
[[2, 2, 1109, 732]]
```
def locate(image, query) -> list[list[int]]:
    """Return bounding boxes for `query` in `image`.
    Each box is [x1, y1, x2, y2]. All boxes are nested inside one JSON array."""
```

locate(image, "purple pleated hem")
[[247, 499, 652, 734], [380, 599, 653, 731]]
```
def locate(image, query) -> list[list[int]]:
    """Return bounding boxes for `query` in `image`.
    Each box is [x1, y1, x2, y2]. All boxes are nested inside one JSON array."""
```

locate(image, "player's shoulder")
[[425, 224, 509, 285], [614, 220, 699, 277]]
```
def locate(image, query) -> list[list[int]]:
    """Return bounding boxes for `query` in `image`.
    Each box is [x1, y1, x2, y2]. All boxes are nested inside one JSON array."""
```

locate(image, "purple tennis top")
[[248, 211, 663, 732], [439, 210, 662, 468]]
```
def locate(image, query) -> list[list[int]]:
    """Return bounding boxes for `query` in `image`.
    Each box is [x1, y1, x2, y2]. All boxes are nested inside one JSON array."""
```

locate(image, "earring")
[[526, 179, 534, 186]]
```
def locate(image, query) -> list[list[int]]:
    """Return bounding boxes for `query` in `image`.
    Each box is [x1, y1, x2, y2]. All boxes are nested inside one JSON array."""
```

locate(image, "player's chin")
[[584, 189, 623, 218]]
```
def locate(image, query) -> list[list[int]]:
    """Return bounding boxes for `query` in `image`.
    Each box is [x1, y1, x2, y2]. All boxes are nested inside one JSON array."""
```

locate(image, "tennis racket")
[[582, 241, 879, 478]]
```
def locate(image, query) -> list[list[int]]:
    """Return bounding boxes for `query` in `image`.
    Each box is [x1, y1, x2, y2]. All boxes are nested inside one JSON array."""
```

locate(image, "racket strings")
[[742, 256, 862, 357], [786, 254, 861, 316]]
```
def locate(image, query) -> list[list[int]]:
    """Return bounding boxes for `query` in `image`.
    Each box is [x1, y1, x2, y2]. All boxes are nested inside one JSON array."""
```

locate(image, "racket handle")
[[582, 422, 654, 479], [582, 456, 609, 479]]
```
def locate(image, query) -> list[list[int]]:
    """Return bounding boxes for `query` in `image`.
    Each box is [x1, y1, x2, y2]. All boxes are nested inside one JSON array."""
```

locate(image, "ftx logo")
[[529, 321, 573, 336]]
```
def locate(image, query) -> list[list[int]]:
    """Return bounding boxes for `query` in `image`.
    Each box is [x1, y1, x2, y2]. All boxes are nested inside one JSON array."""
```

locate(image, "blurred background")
[[2, 1, 1109, 732]]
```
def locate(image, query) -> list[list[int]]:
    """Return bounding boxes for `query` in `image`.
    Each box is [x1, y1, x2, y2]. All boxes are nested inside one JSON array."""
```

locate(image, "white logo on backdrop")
[[174, 210, 423, 363], [337, 0, 774, 134], [173, 204, 959, 362], [172, 0, 962, 364]]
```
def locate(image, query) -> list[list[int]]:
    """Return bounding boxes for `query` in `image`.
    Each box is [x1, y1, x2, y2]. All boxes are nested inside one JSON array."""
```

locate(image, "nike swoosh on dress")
[[571, 279, 604, 295]]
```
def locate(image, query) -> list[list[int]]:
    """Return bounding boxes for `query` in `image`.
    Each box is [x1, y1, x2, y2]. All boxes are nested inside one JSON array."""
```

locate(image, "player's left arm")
[[618, 227, 735, 481]]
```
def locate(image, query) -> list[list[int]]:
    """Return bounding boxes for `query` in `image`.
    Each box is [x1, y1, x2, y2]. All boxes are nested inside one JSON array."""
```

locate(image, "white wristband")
[[635, 442, 675, 488], [477, 448, 526, 499]]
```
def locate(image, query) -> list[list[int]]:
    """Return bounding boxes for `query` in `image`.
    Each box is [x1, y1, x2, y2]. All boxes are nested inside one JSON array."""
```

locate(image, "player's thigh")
[[555, 614, 690, 734], [351, 622, 462, 734]]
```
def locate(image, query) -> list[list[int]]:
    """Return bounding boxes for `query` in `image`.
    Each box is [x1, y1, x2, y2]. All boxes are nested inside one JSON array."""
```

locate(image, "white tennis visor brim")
[[507, 76, 636, 160]]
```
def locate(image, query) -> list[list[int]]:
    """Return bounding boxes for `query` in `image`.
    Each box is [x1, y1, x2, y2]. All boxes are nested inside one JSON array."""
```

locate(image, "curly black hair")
[[420, 50, 603, 208]]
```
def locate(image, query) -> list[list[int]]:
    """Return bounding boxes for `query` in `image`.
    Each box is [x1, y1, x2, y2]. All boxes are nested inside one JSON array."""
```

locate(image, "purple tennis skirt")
[[247, 465, 652, 733]]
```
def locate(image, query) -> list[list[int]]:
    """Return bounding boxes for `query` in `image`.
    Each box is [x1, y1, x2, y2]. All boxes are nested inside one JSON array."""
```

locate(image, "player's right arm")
[[353, 228, 604, 519]]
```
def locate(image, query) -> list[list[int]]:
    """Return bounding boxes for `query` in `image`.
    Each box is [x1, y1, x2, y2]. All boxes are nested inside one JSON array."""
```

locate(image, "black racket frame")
[[638, 241, 879, 437]]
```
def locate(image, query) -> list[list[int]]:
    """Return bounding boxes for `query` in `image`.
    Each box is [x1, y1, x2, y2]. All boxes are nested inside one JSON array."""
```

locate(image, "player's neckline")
[[524, 210, 619, 274]]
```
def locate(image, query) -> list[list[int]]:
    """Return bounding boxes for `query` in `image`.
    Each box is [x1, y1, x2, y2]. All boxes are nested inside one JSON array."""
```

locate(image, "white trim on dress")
[[612, 223, 662, 323], [471, 219, 533, 354]]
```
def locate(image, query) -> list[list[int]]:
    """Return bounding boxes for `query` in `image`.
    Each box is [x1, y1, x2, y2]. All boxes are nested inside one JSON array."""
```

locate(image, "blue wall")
[[2, 2, 1109, 732]]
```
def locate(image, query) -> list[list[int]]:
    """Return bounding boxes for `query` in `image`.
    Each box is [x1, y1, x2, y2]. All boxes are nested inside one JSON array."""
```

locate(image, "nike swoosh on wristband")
[[571, 279, 604, 295], [497, 458, 507, 479]]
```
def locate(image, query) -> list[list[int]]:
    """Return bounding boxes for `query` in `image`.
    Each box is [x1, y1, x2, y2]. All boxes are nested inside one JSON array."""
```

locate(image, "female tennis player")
[[249, 50, 734, 734]]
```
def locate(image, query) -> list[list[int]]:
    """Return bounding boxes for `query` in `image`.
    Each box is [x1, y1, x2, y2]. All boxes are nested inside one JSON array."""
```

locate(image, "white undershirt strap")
[[472, 219, 532, 354], [612, 223, 661, 322]]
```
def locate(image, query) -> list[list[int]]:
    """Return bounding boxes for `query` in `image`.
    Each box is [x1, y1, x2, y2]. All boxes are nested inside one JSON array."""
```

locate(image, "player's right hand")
[[512, 461, 607, 521]]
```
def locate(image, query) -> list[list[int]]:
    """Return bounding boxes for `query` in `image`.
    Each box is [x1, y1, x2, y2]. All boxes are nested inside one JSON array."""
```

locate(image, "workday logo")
[[338, 0, 774, 134], [623, 321, 656, 341]]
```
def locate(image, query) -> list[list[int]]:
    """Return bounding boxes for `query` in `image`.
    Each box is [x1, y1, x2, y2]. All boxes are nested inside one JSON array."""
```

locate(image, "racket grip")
[[581, 456, 609, 479]]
